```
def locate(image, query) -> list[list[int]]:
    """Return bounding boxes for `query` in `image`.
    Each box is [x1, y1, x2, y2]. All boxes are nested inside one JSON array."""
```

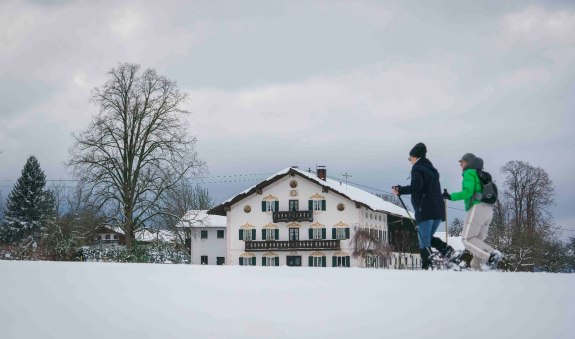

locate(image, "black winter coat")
[[398, 158, 445, 224]]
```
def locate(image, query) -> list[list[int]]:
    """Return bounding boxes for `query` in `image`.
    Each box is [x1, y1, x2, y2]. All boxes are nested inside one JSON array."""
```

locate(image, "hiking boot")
[[487, 250, 502, 267]]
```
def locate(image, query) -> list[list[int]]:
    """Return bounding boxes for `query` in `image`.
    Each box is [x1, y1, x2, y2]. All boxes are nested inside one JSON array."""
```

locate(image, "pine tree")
[[0, 156, 55, 243]]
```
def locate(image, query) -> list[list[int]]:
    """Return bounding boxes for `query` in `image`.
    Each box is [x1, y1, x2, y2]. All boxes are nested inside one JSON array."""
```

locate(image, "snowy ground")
[[0, 261, 573, 339]]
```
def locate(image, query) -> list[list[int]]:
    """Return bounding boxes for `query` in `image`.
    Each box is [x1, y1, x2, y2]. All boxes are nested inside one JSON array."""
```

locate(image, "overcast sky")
[[1, 0, 574, 236]]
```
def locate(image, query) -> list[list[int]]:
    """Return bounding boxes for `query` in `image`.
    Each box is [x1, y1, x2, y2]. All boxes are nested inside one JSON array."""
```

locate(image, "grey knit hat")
[[459, 153, 476, 163]]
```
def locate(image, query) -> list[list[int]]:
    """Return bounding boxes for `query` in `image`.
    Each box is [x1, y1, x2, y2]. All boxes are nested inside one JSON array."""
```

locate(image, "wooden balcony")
[[272, 210, 313, 223], [245, 240, 340, 252]]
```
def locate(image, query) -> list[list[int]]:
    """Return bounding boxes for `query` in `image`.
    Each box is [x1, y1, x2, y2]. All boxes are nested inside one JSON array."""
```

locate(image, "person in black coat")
[[392, 143, 454, 269]]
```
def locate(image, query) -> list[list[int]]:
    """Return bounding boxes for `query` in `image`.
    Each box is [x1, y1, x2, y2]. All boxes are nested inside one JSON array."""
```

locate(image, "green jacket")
[[450, 169, 482, 211]]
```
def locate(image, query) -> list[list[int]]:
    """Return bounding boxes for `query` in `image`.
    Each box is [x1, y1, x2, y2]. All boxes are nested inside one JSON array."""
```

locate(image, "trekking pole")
[[396, 194, 417, 230], [444, 197, 448, 245]]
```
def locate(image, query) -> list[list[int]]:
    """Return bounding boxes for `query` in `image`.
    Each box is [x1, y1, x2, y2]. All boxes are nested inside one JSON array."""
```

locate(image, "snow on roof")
[[178, 210, 226, 228], [134, 229, 176, 243], [211, 167, 412, 219]]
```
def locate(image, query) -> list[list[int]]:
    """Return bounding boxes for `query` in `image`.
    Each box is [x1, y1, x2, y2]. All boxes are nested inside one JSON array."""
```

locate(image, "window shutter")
[[332, 228, 336, 239], [275, 229, 279, 240], [308, 228, 313, 240], [275, 257, 279, 266], [322, 228, 326, 240], [345, 228, 350, 239], [309, 256, 313, 267], [239, 229, 243, 240], [322, 256, 326, 267], [308, 200, 313, 210], [262, 201, 266, 212], [322, 200, 326, 211], [262, 257, 266, 266], [346, 256, 350, 267], [332, 256, 337, 267], [252, 229, 256, 240], [274, 201, 279, 211], [262, 229, 265, 240], [239, 257, 244, 265], [251, 257, 256, 266]]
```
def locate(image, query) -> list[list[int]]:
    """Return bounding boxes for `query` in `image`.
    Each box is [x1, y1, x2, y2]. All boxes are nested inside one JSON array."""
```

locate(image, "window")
[[309, 199, 326, 211], [262, 229, 278, 241], [309, 228, 326, 240], [201, 256, 208, 265], [309, 256, 326, 267], [262, 256, 279, 266], [200, 230, 208, 239], [217, 230, 224, 239], [289, 200, 299, 211], [239, 229, 255, 241], [333, 228, 350, 240], [239, 257, 256, 266], [289, 228, 299, 241], [262, 200, 279, 212], [105, 235, 110, 240], [333, 256, 350, 267], [217, 257, 225, 265], [113, 235, 118, 240]]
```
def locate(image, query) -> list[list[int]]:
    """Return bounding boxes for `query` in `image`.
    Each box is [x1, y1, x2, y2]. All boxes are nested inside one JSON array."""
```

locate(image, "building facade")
[[182, 210, 227, 265], [208, 167, 419, 268]]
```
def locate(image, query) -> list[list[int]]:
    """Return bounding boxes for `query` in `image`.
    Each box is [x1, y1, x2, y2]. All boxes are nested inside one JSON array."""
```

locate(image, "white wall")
[[191, 227, 226, 265]]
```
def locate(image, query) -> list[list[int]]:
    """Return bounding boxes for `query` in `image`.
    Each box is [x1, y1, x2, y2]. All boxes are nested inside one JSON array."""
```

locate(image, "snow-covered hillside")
[[0, 261, 572, 339]]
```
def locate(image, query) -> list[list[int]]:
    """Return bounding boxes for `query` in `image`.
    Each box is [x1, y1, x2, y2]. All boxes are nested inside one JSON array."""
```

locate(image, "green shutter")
[[322, 228, 326, 240], [322, 200, 326, 211], [262, 257, 266, 266], [308, 200, 313, 210], [252, 229, 256, 240], [345, 228, 350, 239], [346, 256, 350, 267], [332, 256, 337, 267], [275, 257, 279, 266], [322, 256, 326, 267], [332, 228, 336, 239], [251, 257, 256, 266], [309, 256, 313, 267], [262, 229, 266, 240], [239, 229, 243, 240], [275, 201, 279, 211], [308, 228, 313, 240], [262, 201, 266, 212], [239, 257, 244, 265], [275, 229, 279, 240]]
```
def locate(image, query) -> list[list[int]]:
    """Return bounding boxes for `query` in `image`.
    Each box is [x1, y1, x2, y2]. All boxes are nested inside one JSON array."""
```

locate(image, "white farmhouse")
[[208, 167, 420, 268], [181, 210, 227, 265]]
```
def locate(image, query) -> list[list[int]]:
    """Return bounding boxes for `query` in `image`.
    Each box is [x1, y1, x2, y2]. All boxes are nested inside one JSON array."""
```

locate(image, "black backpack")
[[475, 170, 498, 204]]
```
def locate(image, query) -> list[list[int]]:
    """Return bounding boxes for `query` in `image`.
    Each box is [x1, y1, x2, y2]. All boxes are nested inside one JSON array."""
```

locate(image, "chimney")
[[316, 165, 326, 181]]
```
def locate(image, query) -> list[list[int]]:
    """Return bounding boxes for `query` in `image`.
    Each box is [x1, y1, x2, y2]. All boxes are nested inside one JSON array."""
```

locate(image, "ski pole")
[[444, 197, 448, 245]]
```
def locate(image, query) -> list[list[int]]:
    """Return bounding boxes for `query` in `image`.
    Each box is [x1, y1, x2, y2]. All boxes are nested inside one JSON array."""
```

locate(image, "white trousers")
[[462, 203, 494, 270]]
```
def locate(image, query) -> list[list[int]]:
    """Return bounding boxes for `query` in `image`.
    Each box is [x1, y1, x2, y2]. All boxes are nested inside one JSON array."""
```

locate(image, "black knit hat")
[[409, 143, 427, 158]]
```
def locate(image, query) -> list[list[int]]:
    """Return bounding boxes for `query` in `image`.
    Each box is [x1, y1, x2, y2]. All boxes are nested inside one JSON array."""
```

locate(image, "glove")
[[392, 185, 402, 196], [442, 189, 451, 200]]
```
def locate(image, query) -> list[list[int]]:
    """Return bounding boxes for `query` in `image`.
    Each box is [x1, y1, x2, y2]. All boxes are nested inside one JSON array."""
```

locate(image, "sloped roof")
[[208, 167, 412, 219], [178, 210, 226, 228]]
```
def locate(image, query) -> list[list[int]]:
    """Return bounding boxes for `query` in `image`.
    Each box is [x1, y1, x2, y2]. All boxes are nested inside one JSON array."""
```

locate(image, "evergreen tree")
[[448, 217, 464, 237], [0, 156, 55, 243]]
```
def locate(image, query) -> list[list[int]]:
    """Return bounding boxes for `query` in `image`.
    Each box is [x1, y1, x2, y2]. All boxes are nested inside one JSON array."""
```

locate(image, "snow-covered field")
[[0, 261, 572, 339]]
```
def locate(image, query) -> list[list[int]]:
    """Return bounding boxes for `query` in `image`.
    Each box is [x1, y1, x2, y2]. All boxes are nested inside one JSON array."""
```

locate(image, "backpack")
[[475, 170, 498, 204]]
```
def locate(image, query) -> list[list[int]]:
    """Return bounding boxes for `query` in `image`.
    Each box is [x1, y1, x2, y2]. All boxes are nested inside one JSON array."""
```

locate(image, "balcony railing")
[[245, 240, 340, 252], [272, 210, 313, 223]]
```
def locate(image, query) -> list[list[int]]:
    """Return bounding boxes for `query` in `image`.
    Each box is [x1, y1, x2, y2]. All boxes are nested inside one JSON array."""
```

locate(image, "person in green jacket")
[[443, 153, 502, 270]]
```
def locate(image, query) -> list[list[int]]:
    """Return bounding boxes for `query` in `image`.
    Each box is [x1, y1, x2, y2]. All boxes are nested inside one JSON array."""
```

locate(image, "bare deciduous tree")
[[351, 226, 392, 268], [69, 63, 205, 249], [487, 161, 557, 271]]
